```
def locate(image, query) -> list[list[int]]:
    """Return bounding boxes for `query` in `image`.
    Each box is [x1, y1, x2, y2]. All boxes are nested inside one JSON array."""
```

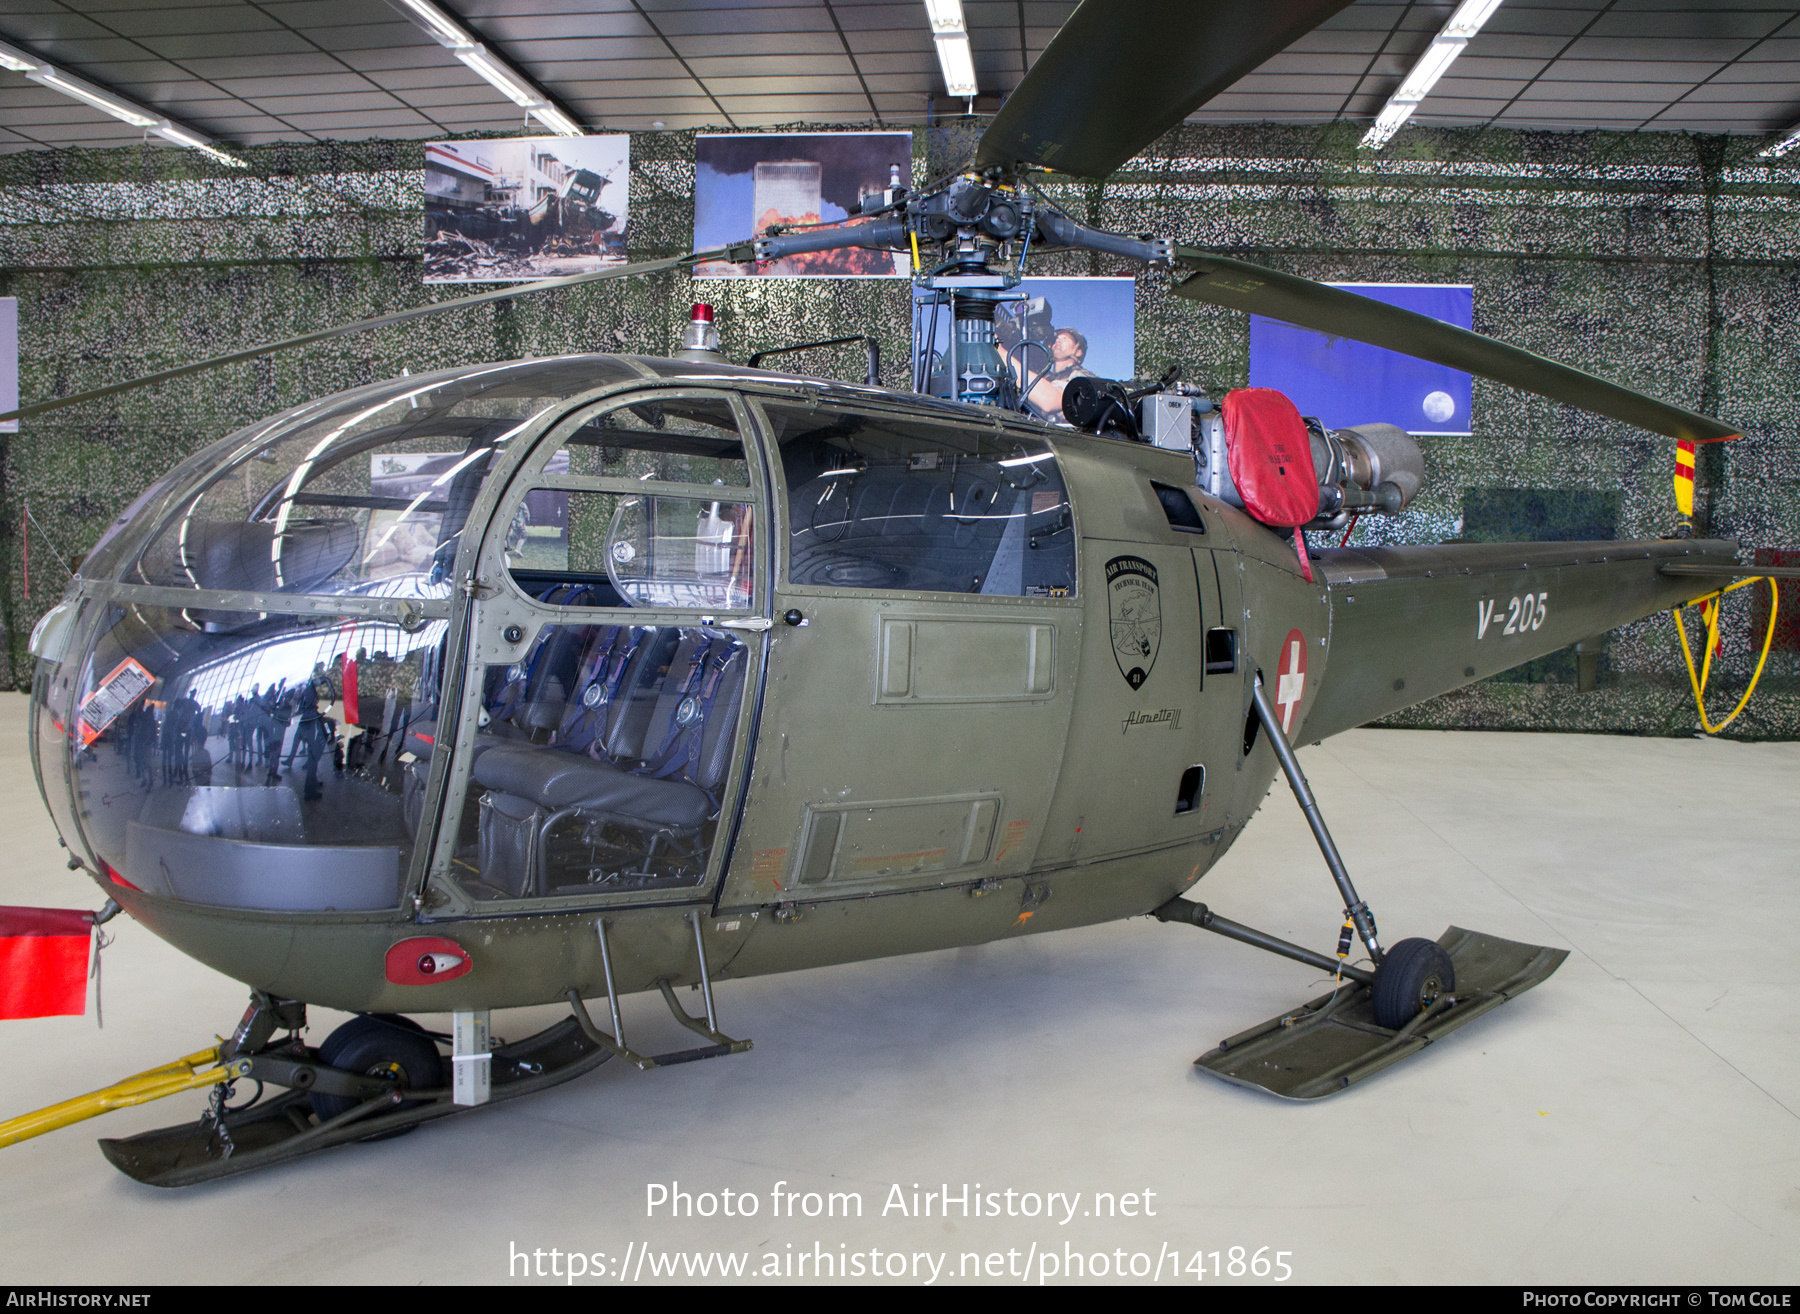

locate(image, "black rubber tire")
[[1370, 937, 1456, 1029], [311, 1014, 443, 1135]]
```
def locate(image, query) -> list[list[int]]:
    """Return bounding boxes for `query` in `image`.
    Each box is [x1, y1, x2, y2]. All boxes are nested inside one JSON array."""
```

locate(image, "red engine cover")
[[384, 936, 472, 986], [1222, 388, 1319, 528]]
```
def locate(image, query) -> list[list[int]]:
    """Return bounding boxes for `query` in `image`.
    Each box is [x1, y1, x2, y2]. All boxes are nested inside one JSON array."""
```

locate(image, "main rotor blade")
[[1172, 250, 1741, 445], [0, 247, 742, 425], [976, 0, 1356, 179]]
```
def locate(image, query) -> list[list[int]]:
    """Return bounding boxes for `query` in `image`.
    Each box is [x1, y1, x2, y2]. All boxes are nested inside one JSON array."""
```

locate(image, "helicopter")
[[2, 0, 1793, 1187]]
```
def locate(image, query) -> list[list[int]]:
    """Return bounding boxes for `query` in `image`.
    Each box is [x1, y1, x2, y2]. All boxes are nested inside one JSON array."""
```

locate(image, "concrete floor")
[[1, 689, 1795, 1286]]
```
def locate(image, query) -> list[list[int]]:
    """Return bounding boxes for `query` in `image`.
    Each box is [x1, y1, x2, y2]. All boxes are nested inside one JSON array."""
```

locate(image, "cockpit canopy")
[[84, 355, 652, 598]]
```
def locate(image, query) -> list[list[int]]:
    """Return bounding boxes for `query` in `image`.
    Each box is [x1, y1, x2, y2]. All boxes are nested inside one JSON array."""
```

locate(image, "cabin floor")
[[2, 690, 1795, 1286]]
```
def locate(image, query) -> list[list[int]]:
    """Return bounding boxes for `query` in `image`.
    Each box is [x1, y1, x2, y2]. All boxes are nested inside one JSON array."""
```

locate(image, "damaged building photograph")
[[425, 136, 629, 281]]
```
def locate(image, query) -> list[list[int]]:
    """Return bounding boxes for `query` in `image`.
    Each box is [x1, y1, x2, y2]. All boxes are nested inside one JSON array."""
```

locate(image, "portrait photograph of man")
[[916, 277, 1135, 423]]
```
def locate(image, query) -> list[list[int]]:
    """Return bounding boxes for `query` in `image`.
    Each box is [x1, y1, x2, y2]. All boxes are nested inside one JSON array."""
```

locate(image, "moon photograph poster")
[[1248, 284, 1474, 436]]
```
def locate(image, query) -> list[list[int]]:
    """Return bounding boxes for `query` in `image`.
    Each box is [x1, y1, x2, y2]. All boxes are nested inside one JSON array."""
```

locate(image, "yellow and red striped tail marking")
[[1673, 439, 1723, 650], [1673, 438, 1697, 519]]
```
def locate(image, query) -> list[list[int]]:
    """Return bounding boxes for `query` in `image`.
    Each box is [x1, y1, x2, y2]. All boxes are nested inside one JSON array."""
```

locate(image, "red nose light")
[[385, 937, 471, 985]]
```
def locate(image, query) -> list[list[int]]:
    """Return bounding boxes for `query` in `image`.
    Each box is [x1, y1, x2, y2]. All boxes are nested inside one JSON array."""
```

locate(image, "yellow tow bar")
[[0, 1046, 247, 1149]]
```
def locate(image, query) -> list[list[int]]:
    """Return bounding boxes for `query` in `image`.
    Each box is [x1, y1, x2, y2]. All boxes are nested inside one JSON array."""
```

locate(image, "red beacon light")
[[676, 302, 725, 364]]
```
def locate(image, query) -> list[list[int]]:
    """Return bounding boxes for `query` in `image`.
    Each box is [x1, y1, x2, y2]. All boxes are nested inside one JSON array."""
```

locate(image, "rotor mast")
[[753, 168, 1169, 409]]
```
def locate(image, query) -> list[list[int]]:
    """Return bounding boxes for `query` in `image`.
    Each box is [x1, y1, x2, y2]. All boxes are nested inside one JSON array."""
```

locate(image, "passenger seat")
[[472, 629, 747, 896]]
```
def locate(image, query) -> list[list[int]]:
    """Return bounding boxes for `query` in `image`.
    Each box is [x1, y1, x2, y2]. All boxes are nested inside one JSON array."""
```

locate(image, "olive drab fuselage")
[[30, 356, 1734, 1016]]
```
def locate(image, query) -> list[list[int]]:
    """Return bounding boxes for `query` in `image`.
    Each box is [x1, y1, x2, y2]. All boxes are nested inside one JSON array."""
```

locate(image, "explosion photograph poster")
[[692, 132, 912, 278], [423, 136, 630, 284], [914, 276, 1137, 425]]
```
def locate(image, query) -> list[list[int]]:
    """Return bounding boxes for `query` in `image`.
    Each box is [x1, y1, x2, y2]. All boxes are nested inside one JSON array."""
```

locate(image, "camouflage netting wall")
[[2, 122, 1797, 737]]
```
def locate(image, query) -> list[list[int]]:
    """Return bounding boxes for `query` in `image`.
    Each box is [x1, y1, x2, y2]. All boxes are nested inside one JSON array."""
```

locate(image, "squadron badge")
[[1105, 554, 1161, 689]]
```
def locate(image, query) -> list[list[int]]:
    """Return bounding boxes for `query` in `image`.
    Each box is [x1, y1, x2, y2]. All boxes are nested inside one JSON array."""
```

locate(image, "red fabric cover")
[[1222, 388, 1320, 529], [341, 657, 359, 726], [0, 905, 91, 1019]]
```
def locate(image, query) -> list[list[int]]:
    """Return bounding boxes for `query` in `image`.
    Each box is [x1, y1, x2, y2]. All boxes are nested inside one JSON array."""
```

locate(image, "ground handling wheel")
[[1370, 937, 1456, 1029], [311, 1014, 443, 1136]]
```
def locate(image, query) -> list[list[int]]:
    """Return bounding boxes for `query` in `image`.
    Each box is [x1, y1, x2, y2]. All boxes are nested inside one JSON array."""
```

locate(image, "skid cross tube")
[[1153, 898, 1376, 986], [1251, 675, 1383, 964]]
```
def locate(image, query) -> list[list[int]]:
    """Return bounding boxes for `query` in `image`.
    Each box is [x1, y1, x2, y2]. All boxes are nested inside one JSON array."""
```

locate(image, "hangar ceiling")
[[0, 1, 1797, 154]]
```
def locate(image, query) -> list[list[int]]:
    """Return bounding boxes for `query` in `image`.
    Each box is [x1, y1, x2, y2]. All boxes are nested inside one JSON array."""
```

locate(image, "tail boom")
[[1301, 538, 1740, 742]]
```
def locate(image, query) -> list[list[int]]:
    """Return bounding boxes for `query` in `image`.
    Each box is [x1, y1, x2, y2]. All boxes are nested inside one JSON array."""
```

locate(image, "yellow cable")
[[909, 230, 921, 273], [1673, 576, 1779, 734]]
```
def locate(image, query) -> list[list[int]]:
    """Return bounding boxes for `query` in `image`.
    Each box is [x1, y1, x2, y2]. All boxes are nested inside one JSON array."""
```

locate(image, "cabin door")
[[419, 388, 770, 916], [714, 395, 1082, 908]]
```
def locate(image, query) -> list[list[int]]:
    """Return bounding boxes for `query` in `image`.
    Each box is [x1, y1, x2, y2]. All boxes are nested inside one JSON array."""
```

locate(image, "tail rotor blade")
[[1172, 249, 1740, 446], [0, 246, 744, 426], [976, 0, 1356, 179]]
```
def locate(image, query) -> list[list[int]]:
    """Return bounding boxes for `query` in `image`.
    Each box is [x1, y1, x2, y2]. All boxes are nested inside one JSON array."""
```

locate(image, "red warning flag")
[[0, 906, 92, 1019]]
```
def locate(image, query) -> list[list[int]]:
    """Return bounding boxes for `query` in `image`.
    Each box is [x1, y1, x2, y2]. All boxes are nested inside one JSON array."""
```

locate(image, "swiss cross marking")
[[1275, 628, 1308, 733]]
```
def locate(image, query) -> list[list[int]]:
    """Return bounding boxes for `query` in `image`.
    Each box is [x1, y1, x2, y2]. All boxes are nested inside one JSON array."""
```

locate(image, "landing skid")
[[98, 1015, 610, 1188], [1193, 926, 1567, 1099], [0, 909, 754, 1187], [1157, 676, 1568, 1098]]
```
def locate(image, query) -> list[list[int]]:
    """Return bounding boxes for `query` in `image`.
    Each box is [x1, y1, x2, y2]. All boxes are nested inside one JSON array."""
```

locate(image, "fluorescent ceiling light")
[[1395, 37, 1467, 102], [1444, 0, 1507, 38], [0, 40, 38, 73], [1759, 126, 1800, 159], [29, 68, 158, 127], [396, 0, 475, 49], [153, 122, 249, 168], [455, 45, 540, 108], [1360, 0, 1504, 149], [1360, 100, 1418, 150], [528, 103, 583, 138], [935, 32, 978, 97], [924, 0, 967, 34], [924, 0, 976, 96], [390, 0, 586, 134], [3, 43, 247, 165]]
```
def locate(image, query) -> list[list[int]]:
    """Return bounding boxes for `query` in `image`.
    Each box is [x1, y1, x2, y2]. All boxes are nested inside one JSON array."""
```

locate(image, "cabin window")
[[559, 396, 749, 486], [757, 402, 1077, 598], [503, 394, 758, 607], [501, 491, 754, 610]]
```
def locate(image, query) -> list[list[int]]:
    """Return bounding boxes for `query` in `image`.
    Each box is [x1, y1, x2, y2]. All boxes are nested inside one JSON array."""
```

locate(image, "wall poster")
[[1, 298, 16, 434], [1249, 284, 1474, 435], [693, 132, 912, 278], [913, 276, 1137, 425], [424, 136, 630, 283]]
